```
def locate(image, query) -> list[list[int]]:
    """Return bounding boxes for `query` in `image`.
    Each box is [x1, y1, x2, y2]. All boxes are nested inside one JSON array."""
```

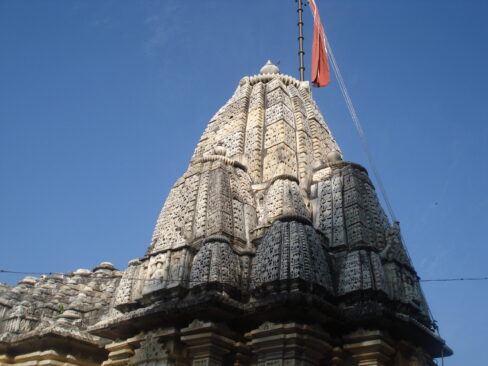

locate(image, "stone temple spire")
[[99, 61, 449, 362], [0, 62, 451, 366]]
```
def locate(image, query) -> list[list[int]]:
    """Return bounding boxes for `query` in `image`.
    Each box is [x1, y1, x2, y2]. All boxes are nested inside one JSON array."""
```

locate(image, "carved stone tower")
[[0, 62, 451, 365]]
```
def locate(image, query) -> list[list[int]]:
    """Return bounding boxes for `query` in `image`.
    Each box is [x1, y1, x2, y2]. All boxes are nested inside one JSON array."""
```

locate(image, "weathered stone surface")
[[0, 262, 122, 338], [190, 241, 241, 289], [251, 220, 333, 294]]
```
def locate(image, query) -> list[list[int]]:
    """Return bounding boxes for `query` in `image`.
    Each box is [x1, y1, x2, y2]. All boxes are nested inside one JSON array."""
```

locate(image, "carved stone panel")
[[129, 331, 171, 366], [262, 144, 297, 182], [264, 120, 296, 152], [265, 104, 295, 128], [251, 220, 333, 293], [189, 241, 240, 288], [337, 250, 386, 296]]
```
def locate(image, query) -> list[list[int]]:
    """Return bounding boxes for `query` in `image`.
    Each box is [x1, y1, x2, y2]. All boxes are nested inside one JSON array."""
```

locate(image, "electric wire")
[[1, 269, 487, 283], [324, 35, 397, 223]]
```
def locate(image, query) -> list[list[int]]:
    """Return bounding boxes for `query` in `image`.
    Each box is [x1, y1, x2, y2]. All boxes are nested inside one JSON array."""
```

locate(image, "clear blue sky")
[[0, 1, 486, 364]]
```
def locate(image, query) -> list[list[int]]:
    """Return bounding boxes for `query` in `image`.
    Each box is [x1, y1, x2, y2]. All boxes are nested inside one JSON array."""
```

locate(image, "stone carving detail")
[[266, 77, 287, 94], [313, 164, 389, 250], [262, 178, 309, 223], [248, 82, 265, 110], [143, 249, 192, 294], [337, 250, 386, 295], [239, 255, 252, 290], [129, 331, 170, 365], [123, 70, 432, 327], [219, 130, 245, 158], [190, 241, 240, 288], [190, 82, 251, 164], [146, 252, 171, 286], [150, 174, 200, 254], [0, 263, 122, 341], [264, 120, 296, 151], [231, 169, 253, 205], [381, 223, 430, 319], [266, 87, 293, 110], [147, 70, 341, 273], [114, 259, 141, 308], [206, 168, 233, 238], [193, 171, 210, 240], [263, 144, 297, 182], [265, 103, 295, 128], [247, 321, 332, 366], [295, 130, 314, 186], [251, 220, 333, 293], [382, 222, 411, 265]]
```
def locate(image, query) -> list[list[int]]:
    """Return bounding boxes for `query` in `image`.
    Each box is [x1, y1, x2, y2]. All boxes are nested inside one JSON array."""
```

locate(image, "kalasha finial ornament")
[[259, 60, 280, 75]]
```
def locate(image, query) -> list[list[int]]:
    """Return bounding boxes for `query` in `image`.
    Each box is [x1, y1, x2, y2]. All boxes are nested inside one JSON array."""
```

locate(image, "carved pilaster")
[[343, 330, 394, 366], [181, 320, 237, 366], [103, 328, 186, 366], [245, 322, 331, 366]]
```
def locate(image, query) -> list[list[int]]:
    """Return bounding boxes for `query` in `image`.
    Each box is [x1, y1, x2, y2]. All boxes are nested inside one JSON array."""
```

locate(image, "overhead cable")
[[324, 35, 397, 223], [1, 269, 487, 284]]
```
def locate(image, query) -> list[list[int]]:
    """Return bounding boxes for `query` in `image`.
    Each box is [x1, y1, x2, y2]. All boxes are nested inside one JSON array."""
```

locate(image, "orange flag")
[[309, 0, 330, 87]]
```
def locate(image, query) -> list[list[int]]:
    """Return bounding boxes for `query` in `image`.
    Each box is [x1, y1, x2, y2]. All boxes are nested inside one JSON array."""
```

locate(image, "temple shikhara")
[[0, 62, 451, 365]]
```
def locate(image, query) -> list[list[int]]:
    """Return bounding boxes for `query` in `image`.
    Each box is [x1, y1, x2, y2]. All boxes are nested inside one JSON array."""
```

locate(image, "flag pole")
[[297, 0, 305, 81]]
